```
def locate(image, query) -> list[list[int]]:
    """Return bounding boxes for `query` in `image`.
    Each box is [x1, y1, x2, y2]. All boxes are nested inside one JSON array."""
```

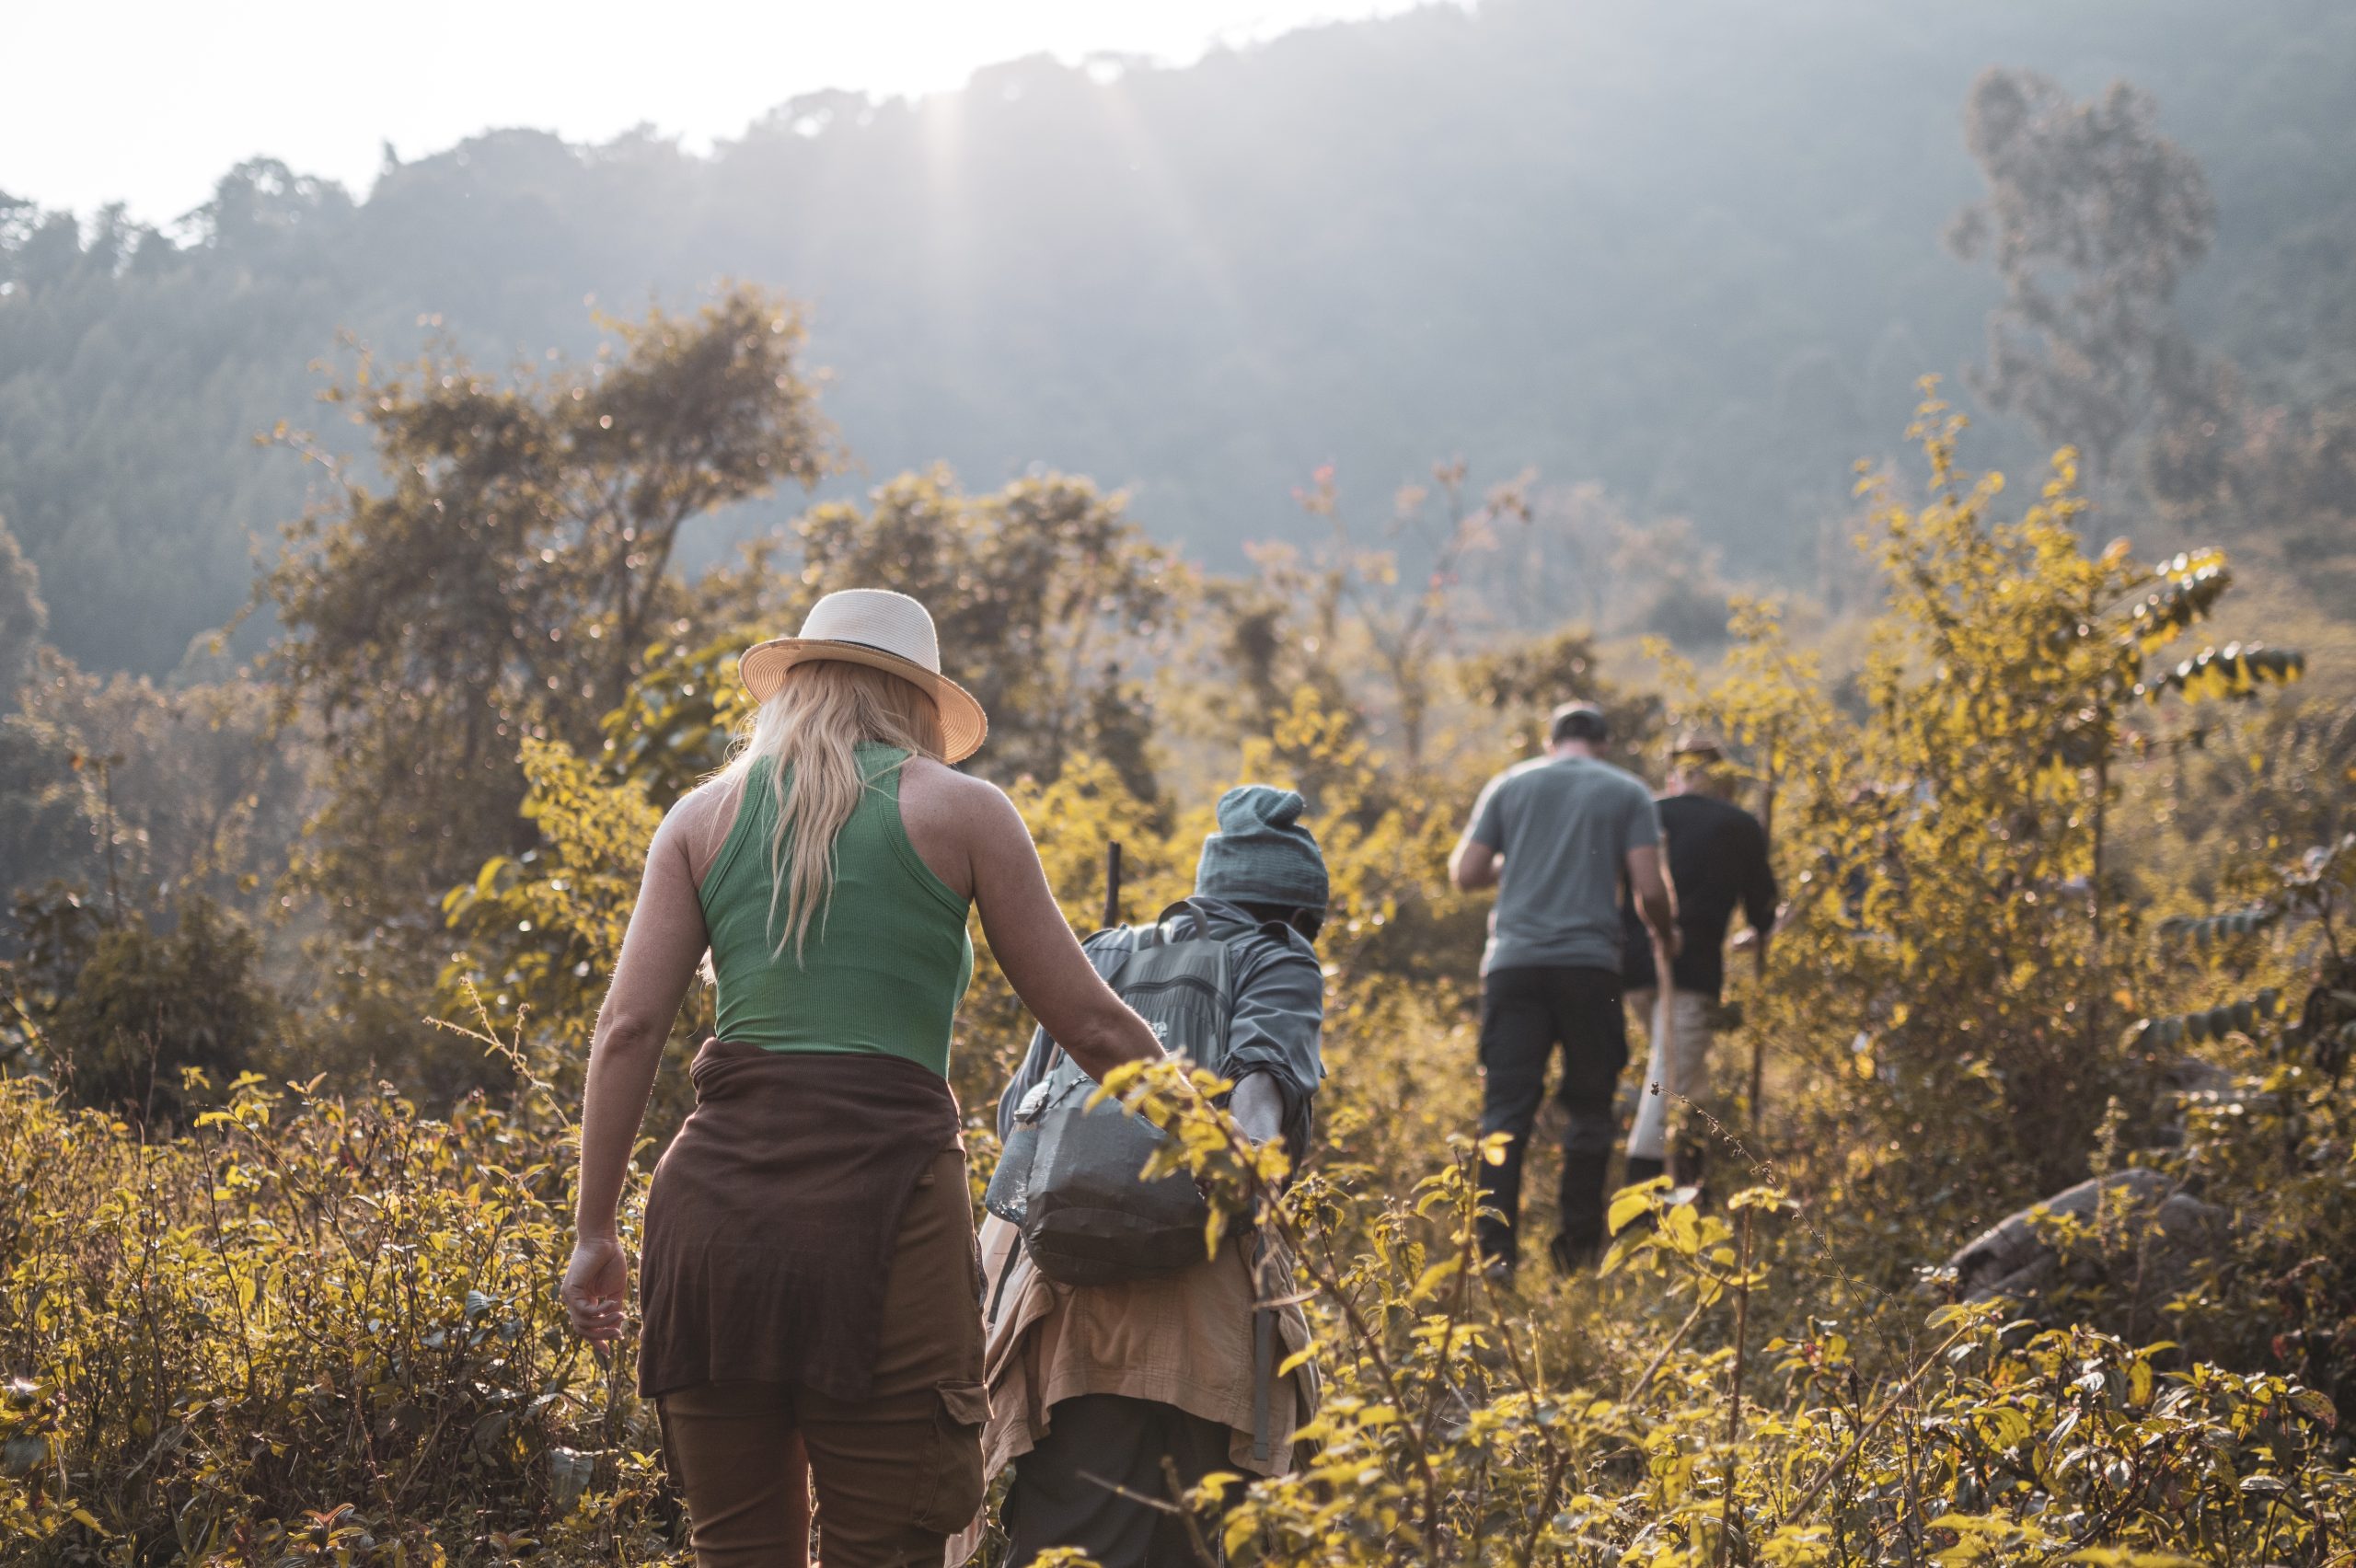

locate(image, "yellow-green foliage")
[[442, 739, 666, 1066], [1067, 1052, 2356, 1568], [6, 402, 2355, 1565], [0, 1072, 674, 1565]]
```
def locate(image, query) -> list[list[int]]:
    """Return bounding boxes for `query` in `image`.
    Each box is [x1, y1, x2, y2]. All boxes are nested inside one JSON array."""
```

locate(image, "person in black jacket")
[[1621, 732, 1777, 1190]]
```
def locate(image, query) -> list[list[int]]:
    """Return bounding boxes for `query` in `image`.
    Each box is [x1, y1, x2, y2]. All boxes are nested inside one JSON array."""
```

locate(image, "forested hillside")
[[4, 0, 2353, 674]]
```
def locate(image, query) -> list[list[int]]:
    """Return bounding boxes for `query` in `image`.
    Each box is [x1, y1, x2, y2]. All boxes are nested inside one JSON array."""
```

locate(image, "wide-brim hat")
[[737, 588, 989, 763]]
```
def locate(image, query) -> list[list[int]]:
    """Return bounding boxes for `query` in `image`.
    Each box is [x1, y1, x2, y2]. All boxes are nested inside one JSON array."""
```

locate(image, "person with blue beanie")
[[970, 783, 1330, 1568], [1194, 783, 1331, 920]]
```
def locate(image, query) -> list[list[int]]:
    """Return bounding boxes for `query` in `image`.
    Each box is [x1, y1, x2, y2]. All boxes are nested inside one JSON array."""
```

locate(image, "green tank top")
[[698, 745, 974, 1078]]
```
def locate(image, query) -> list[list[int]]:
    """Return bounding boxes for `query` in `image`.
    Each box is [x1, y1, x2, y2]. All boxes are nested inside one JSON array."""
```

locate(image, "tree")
[[1458, 626, 1659, 761], [1286, 460, 1531, 767], [793, 471, 1176, 795], [2146, 374, 2356, 614], [0, 513, 41, 703], [437, 737, 681, 1115], [1947, 68, 2215, 487], [603, 469, 1179, 805], [1744, 388, 2303, 1215], [263, 285, 835, 940]]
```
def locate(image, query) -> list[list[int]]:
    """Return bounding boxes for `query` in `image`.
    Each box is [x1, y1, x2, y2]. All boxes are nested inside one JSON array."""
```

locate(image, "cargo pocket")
[[910, 1378, 990, 1532]]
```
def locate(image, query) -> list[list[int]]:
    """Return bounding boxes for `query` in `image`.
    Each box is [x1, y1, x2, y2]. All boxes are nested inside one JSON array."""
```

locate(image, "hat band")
[[803, 635, 938, 674]]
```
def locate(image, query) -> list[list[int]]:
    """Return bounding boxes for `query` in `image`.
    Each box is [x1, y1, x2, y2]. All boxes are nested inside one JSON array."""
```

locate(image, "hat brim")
[[737, 639, 989, 764]]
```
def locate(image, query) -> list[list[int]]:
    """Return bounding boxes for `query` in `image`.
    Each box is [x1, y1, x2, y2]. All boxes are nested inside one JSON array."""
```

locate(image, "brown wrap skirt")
[[637, 1039, 969, 1402]]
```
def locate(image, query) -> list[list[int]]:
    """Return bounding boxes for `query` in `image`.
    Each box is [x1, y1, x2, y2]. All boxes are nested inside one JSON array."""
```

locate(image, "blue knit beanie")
[[1194, 785, 1329, 910]]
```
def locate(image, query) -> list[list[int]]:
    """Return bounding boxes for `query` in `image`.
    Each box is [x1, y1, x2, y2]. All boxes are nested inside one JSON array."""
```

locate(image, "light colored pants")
[[1625, 987, 1715, 1161]]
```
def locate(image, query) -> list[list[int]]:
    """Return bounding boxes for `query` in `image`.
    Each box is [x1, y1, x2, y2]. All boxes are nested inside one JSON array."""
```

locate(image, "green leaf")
[[1406, 1258, 1461, 1304], [1609, 1178, 1668, 1236]]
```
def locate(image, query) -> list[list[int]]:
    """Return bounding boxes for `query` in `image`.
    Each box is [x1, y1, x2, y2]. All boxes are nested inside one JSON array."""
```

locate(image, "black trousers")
[[1006, 1393, 1232, 1568], [1476, 964, 1629, 1266]]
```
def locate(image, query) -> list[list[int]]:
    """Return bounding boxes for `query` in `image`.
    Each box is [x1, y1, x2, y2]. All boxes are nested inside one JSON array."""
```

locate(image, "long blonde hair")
[[718, 659, 945, 961]]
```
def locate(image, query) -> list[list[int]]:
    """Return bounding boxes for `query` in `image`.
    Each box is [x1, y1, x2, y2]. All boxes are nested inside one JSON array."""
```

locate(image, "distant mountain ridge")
[[3, 0, 2351, 673]]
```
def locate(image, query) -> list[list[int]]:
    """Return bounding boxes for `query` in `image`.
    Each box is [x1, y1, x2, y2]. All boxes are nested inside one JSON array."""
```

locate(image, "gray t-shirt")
[[1466, 755, 1661, 975]]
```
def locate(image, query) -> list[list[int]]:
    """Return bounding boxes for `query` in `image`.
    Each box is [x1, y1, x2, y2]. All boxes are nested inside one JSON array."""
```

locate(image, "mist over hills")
[[4, 0, 2352, 674]]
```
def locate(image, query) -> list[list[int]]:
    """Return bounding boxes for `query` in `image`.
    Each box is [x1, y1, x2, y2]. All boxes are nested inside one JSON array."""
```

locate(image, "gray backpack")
[[984, 901, 1235, 1287]]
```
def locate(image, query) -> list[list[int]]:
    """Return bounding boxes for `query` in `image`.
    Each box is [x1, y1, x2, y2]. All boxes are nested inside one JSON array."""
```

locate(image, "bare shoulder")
[[663, 773, 747, 885], [899, 757, 1015, 822], [897, 757, 1018, 898], [664, 773, 742, 836]]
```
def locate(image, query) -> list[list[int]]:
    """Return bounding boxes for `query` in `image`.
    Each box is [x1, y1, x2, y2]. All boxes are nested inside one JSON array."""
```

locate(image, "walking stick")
[[1631, 928, 1680, 1175], [1652, 931, 1679, 1167]]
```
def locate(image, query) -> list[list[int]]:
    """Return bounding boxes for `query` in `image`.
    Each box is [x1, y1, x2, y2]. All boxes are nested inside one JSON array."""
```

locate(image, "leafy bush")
[[11, 886, 279, 1125], [0, 1073, 673, 1564], [6, 374, 2354, 1565], [1108, 1060, 2354, 1567]]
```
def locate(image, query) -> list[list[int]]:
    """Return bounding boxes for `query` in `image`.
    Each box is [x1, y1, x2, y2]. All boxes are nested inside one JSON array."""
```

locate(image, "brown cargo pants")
[[657, 1147, 989, 1568]]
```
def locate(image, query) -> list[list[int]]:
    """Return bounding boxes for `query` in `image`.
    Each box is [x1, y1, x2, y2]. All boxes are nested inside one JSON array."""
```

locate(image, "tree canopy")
[[5, 0, 2354, 674], [262, 284, 832, 939]]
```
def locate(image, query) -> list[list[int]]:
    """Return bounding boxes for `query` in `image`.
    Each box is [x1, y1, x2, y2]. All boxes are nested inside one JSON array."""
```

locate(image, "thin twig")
[[1776, 1323, 1977, 1529], [1623, 1294, 1712, 1406], [1719, 1204, 1754, 1567]]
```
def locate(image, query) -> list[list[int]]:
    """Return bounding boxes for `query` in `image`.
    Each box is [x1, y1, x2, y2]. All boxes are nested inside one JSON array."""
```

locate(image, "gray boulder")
[[1937, 1168, 2232, 1304]]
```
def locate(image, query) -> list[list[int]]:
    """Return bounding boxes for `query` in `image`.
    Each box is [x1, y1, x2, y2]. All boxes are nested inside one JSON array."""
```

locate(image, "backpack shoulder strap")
[[1114, 901, 1240, 1075], [1150, 898, 1219, 939], [1031, 922, 1147, 1097]]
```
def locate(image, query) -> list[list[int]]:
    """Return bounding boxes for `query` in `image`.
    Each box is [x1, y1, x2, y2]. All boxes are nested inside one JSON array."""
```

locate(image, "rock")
[[2162, 1055, 2235, 1101], [2165, 1055, 2281, 1118], [1935, 1168, 2230, 1305], [2154, 1190, 2231, 1245]]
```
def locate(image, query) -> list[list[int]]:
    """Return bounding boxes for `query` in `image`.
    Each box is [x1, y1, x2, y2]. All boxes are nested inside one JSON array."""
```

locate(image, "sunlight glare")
[[2, 0, 1446, 224]]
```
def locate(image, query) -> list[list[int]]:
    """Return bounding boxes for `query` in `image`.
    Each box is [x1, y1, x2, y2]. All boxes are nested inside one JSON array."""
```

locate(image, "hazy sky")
[[7, 0, 1430, 226]]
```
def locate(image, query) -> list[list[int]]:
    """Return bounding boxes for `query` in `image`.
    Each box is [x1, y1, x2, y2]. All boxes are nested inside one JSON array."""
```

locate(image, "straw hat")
[[737, 589, 989, 763]]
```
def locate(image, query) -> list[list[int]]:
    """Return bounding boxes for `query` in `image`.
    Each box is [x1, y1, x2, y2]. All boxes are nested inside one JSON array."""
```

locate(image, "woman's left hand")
[[561, 1234, 630, 1345]]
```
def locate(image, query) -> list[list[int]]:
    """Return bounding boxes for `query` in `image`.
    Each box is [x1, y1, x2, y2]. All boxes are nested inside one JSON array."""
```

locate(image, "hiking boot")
[[1555, 1149, 1613, 1274], [1547, 1231, 1601, 1275]]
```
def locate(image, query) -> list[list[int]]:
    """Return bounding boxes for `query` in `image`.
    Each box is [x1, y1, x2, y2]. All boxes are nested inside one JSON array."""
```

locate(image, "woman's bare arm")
[[959, 778, 1162, 1081], [562, 804, 710, 1342]]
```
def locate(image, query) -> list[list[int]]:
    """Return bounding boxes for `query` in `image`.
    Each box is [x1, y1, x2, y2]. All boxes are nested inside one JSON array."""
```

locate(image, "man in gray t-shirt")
[[1450, 702, 1677, 1275]]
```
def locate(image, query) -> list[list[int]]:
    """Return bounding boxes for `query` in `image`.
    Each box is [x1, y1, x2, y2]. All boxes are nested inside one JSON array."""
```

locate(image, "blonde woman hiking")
[[560, 588, 1167, 1568]]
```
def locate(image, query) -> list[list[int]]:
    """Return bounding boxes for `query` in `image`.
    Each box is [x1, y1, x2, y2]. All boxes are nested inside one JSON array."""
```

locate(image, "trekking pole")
[[1653, 932, 1679, 1171], [1628, 929, 1680, 1181], [1103, 840, 1123, 929]]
